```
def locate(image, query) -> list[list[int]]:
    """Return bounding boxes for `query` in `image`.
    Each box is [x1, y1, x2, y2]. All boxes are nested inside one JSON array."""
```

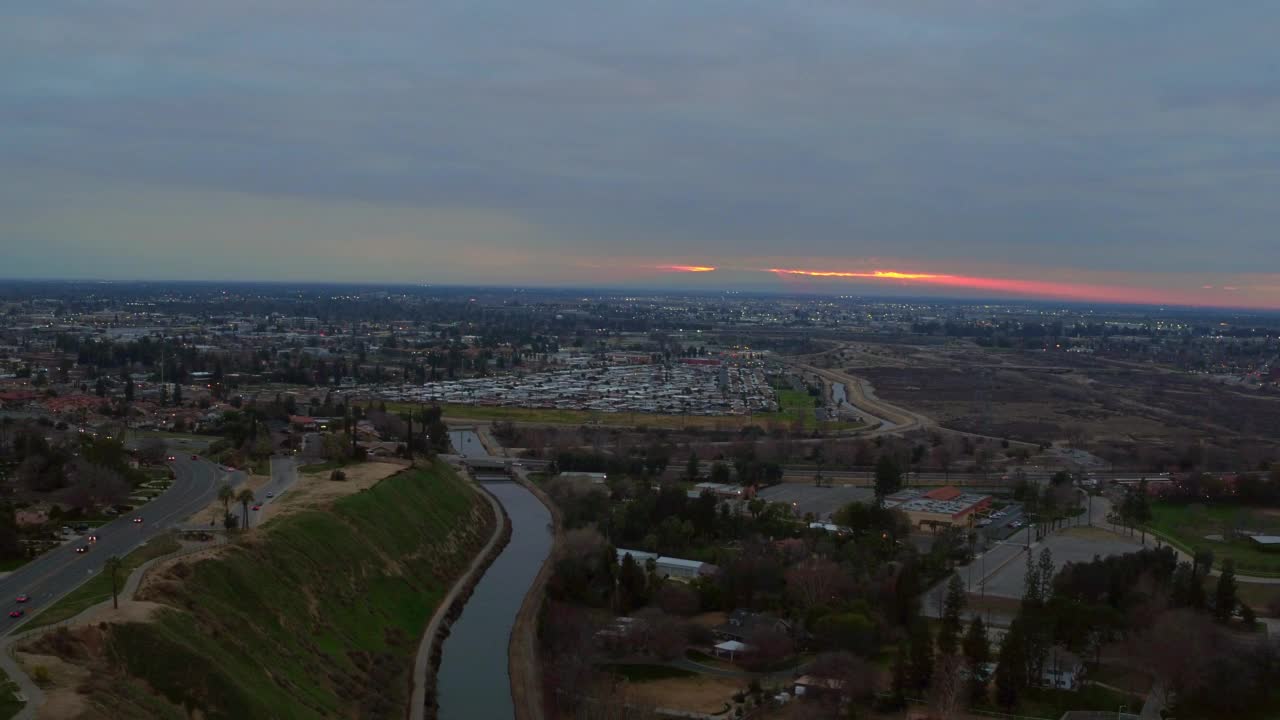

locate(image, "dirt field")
[[259, 460, 405, 524], [622, 674, 742, 714], [820, 341, 1280, 466]]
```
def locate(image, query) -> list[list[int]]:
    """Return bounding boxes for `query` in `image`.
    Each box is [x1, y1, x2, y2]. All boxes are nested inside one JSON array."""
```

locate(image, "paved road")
[[227, 455, 299, 529], [0, 457, 241, 636]]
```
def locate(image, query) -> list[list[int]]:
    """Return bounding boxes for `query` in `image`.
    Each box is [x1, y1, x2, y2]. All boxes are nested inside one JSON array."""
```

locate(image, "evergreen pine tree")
[[1214, 558, 1238, 623], [938, 573, 966, 656]]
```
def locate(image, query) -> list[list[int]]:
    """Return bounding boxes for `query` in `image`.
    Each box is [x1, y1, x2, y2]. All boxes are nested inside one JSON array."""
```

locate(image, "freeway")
[[227, 455, 299, 528], [0, 457, 243, 635]]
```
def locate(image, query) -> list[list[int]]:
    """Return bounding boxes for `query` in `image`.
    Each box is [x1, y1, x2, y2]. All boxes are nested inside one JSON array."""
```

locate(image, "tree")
[[94, 377, 106, 398], [1214, 559, 1238, 623], [908, 619, 934, 691], [137, 437, 168, 465], [685, 452, 700, 481], [938, 573, 966, 657], [236, 488, 255, 529], [710, 462, 730, 484], [994, 621, 1028, 709], [105, 555, 123, 610], [785, 558, 849, 611], [124, 377, 135, 403], [807, 652, 876, 717], [962, 617, 990, 704], [743, 626, 794, 671], [930, 654, 966, 720], [618, 553, 648, 613], [874, 455, 902, 503], [1132, 609, 1225, 708], [217, 483, 234, 520], [1134, 480, 1153, 543], [1036, 547, 1055, 601]]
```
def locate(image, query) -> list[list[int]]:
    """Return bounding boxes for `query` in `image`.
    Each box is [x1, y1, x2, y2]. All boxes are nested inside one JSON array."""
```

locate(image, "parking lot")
[[978, 503, 1026, 541], [757, 484, 875, 522], [979, 527, 1144, 599]]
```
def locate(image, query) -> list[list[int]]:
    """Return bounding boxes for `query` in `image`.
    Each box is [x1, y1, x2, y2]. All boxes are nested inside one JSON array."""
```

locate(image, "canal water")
[[435, 480, 552, 719]]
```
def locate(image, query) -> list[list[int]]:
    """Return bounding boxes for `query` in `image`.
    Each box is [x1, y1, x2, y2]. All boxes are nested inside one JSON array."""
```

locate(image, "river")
[[435, 479, 552, 719]]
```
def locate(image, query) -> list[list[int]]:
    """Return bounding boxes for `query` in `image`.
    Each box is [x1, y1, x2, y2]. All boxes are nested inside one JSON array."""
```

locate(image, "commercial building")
[[884, 486, 992, 531]]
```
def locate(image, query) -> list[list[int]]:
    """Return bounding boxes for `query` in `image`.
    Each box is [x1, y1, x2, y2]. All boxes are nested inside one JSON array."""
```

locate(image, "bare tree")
[[785, 558, 849, 611], [807, 651, 876, 718], [743, 626, 793, 671], [1131, 609, 1226, 707], [930, 654, 966, 720]]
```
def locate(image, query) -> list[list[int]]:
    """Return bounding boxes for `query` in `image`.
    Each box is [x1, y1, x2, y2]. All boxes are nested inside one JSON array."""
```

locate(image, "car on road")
[[252, 504, 261, 511], [75, 545, 89, 554], [132, 517, 143, 524], [16, 595, 28, 604], [265, 492, 274, 498], [8, 610, 23, 618], [191, 454, 199, 460]]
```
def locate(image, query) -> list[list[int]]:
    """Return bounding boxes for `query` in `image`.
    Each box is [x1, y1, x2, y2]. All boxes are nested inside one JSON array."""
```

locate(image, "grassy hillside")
[[36, 461, 493, 719]]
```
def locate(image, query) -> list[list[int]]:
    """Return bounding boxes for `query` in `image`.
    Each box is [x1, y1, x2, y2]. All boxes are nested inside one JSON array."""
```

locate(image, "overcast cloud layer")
[[3, 1, 1280, 305]]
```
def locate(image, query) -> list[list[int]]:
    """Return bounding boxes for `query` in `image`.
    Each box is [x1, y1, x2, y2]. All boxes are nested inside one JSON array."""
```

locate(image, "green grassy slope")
[[70, 461, 492, 719]]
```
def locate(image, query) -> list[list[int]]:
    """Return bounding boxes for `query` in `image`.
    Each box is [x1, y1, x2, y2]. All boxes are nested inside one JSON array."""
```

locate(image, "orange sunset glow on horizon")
[[766, 266, 1279, 309]]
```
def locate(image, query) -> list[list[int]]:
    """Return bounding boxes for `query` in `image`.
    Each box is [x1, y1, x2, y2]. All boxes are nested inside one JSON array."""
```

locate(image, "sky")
[[3, 1, 1280, 308]]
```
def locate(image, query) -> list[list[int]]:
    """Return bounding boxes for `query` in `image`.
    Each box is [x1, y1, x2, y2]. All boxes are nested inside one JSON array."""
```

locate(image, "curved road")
[[0, 457, 242, 636]]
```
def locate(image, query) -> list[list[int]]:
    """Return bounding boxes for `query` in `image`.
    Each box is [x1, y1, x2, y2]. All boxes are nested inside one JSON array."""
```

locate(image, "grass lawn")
[[685, 650, 743, 672], [1013, 684, 1143, 719], [24, 533, 182, 631], [1087, 663, 1153, 695], [298, 460, 348, 474], [1147, 502, 1280, 576], [388, 400, 865, 433], [602, 664, 696, 682]]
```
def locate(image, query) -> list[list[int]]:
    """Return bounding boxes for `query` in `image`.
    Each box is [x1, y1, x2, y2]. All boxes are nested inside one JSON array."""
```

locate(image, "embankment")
[[508, 473, 563, 720], [24, 460, 494, 720], [416, 486, 512, 720]]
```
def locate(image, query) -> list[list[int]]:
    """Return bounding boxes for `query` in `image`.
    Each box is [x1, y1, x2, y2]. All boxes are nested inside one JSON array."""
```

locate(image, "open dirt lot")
[[982, 527, 1144, 599], [622, 674, 742, 714], [815, 341, 1280, 466], [259, 460, 406, 523]]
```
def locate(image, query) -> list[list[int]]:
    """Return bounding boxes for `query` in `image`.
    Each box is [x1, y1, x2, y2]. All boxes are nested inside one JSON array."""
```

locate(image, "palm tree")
[[217, 483, 234, 520], [236, 489, 256, 529], [105, 555, 123, 610]]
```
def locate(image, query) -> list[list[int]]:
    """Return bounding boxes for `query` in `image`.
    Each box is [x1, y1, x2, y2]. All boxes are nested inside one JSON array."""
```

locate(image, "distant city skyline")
[[4, 2, 1280, 308]]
